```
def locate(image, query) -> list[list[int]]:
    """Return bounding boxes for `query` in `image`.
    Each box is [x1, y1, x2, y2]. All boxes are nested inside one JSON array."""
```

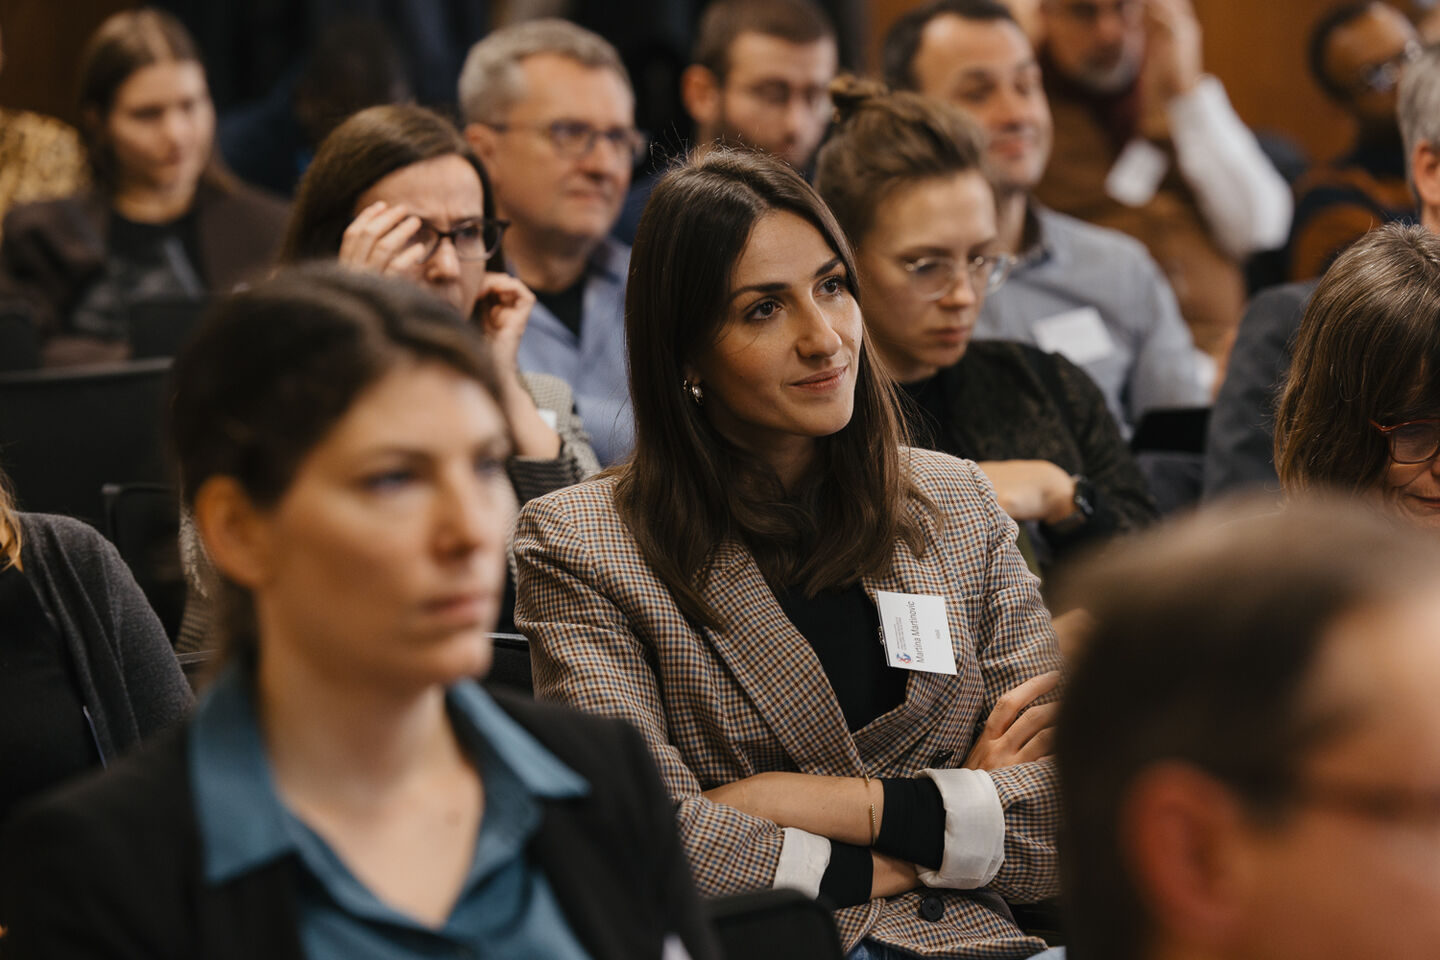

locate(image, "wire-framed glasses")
[[490, 119, 650, 164], [902, 254, 1016, 302]]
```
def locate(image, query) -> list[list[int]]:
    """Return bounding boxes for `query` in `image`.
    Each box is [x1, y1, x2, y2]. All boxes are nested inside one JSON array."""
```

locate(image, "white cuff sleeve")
[[1165, 75, 1292, 257], [772, 827, 831, 898], [915, 768, 1006, 889]]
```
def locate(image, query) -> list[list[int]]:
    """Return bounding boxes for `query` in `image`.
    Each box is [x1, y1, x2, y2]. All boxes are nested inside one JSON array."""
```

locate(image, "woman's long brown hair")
[[616, 149, 939, 629], [0, 466, 23, 571]]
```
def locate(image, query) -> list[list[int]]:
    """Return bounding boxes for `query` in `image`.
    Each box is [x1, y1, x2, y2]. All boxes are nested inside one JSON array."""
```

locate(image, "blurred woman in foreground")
[[0, 266, 715, 959]]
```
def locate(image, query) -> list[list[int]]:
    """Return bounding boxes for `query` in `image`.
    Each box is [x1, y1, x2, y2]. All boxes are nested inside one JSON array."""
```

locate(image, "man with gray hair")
[[1399, 42, 1440, 233], [460, 20, 645, 465]]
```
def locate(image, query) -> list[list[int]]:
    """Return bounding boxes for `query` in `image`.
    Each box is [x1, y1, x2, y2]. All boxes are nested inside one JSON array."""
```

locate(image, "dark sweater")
[[901, 340, 1157, 566], [15, 513, 191, 762]]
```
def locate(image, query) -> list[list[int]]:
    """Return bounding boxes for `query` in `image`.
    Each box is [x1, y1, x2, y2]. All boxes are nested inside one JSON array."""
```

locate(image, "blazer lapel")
[[855, 527, 986, 773], [698, 540, 862, 777]]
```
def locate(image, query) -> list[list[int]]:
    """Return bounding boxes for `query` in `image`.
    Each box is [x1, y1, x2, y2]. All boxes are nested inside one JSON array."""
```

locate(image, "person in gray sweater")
[[0, 492, 191, 826]]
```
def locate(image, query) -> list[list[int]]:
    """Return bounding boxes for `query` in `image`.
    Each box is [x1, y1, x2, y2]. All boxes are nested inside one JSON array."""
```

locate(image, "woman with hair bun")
[[816, 76, 1155, 575], [516, 148, 1062, 957]]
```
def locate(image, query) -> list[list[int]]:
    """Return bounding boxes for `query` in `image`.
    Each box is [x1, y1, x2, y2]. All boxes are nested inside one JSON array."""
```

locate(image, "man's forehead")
[[725, 30, 837, 80], [915, 16, 1036, 86], [510, 52, 634, 114]]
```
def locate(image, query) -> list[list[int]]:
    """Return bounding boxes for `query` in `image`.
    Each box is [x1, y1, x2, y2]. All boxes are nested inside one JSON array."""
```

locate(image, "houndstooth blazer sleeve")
[[515, 452, 1061, 956], [514, 481, 797, 895]]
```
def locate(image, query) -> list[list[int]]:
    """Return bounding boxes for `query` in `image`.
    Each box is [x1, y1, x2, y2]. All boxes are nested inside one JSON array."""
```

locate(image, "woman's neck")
[[111, 179, 197, 224], [255, 642, 465, 813]]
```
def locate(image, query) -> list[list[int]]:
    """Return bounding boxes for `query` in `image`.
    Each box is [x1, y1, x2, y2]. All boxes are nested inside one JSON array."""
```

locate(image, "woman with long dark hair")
[[516, 149, 1062, 958], [0, 265, 715, 959], [0, 8, 287, 367]]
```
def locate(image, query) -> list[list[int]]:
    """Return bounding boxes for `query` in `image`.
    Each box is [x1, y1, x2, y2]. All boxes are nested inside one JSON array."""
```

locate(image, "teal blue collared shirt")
[[189, 666, 592, 960]]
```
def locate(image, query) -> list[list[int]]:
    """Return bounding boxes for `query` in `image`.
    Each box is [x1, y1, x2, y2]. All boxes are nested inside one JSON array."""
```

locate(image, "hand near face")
[[340, 201, 426, 279], [976, 459, 1079, 525], [1141, 0, 1203, 103], [476, 272, 537, 375], [963, 670, 1060, 770]]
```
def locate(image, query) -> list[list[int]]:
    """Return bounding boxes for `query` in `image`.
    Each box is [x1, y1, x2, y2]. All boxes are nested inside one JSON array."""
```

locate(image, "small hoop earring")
[[682, 378, 704, 405]]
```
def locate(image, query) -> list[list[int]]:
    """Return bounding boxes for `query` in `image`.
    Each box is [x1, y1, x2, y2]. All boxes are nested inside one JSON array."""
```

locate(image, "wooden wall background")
[[0, 0, 137, 124], [869, 0, 1362, 166], [0, 0, 1376, 166]]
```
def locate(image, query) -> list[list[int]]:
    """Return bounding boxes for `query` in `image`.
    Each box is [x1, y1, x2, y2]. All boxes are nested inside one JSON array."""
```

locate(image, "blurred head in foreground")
[[1057, 495, 1440, 960]]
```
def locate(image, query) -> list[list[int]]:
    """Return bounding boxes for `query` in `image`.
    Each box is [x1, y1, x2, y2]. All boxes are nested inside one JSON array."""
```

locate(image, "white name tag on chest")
[[876, 590, 958, 675], [1033, 306, 1115, 367], [1105, 137, 1170, 208]]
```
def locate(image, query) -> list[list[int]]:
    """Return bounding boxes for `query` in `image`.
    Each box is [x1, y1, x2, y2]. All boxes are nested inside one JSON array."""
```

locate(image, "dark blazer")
[[1202, 281, 1316, 499], [0, 691, 719, 960], [0, 181, 288, 346]]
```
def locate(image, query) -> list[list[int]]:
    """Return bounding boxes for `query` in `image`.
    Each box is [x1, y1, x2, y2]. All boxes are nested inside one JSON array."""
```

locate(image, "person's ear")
[[681, 64, 722, 135], [1412, 140, 1440, 227], [465, 122, 500, 166], [1121, 762, 1258, 953], [192, 476, 275, 591]]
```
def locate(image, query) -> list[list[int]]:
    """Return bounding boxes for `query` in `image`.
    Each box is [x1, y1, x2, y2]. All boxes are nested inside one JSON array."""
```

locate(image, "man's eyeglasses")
[[902, 254, 1016, 302], [1355, 41, 1422, 95], [410, 217, 509, 263], [1370, 417, 1440, 464], [490, 119, 649, 164]]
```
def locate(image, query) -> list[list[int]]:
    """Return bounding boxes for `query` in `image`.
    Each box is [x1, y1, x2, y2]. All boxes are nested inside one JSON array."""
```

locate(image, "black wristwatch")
[[1047, 474, 1096, 535]]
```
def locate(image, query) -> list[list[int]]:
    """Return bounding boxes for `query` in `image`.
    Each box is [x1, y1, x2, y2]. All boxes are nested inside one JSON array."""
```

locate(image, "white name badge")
[[1104, 138, 1169, 208], [876, 590, 958, 675], [1033, 306, 1116, 367]]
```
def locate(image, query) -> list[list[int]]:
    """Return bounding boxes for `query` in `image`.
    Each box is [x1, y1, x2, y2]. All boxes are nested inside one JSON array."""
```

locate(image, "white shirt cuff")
[[1165, 74, 1231, 133], [1166, 76, 1292, 256], [772, 827, 831, 898], [915, 768, 1006, 889]]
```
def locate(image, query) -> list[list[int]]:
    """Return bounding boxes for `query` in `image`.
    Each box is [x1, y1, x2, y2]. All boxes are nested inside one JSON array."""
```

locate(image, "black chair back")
[[103, 482, 184, 642], [704, 889, 844, 960], [486, 632, 534, 695], [128, 296, 208, 360], [0, 358, 172, 524]]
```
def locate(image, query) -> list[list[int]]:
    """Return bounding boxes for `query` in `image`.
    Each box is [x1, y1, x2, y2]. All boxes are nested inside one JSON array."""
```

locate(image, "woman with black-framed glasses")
[[815, 77, 1155, 577], [1278, 223, 1440, 531], [280, 104, 600, 503]]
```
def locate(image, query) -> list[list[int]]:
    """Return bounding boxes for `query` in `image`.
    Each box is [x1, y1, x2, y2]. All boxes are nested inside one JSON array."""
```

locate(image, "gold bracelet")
[[863, 773, 878, 846]]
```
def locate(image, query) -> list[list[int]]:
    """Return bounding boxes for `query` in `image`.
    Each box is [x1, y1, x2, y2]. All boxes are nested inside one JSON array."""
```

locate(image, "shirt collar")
[[189, 664, 294, 885], [505, 235, 630, 289], [446, 681, 589, 801], [1014, 200, 1058, 270], [189, 668, 588, 886]]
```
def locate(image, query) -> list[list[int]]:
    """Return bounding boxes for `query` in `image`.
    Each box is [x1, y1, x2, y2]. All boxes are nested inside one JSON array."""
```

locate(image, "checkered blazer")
[[515, 449, 1060, 957]]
